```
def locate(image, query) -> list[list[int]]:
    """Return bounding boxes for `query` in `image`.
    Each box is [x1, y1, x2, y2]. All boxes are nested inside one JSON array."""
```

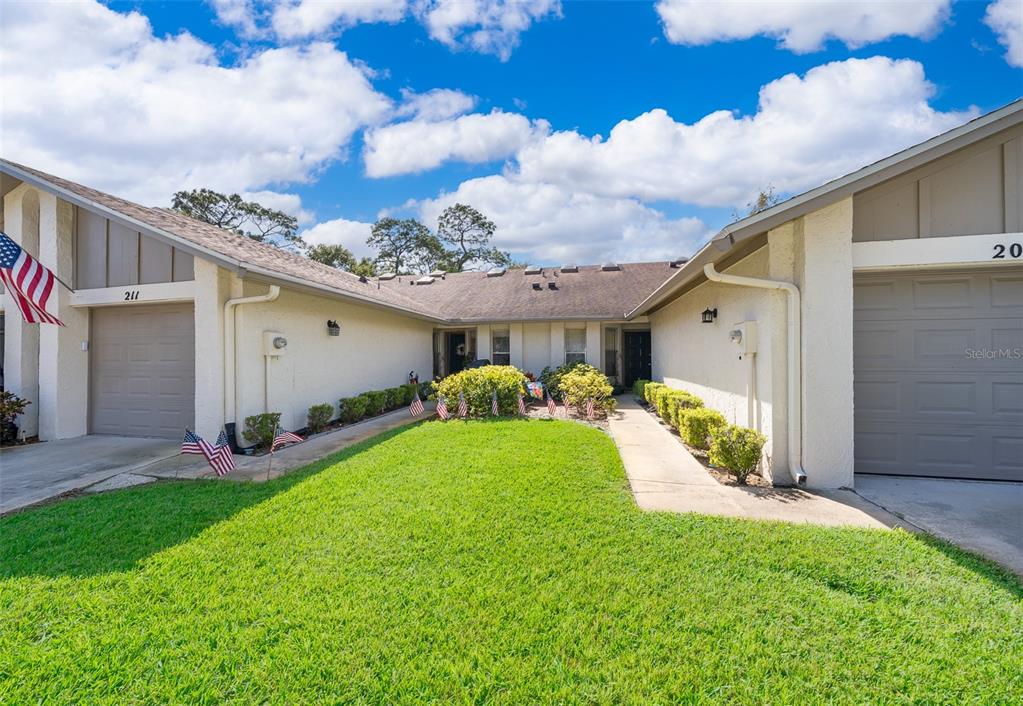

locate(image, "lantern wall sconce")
[[326, 320, 341, 336], [701, 308, 718, 324]]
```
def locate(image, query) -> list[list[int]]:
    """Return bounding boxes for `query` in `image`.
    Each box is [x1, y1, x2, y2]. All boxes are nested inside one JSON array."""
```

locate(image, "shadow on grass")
[[0, 424, 418, 580], [908, 530, 1023, 597]]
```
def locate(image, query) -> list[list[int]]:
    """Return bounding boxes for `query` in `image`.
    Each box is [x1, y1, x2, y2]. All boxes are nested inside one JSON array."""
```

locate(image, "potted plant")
[[0, 391, 30, 445]]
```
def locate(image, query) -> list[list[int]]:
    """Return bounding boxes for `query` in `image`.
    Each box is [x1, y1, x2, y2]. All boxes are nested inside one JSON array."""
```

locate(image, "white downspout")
[[704, 264, 807, 486], [224, 285, 280, 425]]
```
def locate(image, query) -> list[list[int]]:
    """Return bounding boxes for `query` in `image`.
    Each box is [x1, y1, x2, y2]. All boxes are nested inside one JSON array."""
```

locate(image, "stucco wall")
[[233, 284, 434, 437]]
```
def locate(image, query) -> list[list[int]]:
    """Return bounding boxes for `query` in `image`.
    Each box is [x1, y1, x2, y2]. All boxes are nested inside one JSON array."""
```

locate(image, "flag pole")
[[267, 423, 276, 482]]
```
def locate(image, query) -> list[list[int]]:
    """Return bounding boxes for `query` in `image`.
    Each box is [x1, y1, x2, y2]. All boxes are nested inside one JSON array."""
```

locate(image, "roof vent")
[[378, 272, 397, 281], [524, 265, 542, 275], [415, 276, 435, 285], [486, 267, 506, 277], [547, 282, 558, 290], [429, 269, 446, 278], [358, 275, 368, 283], [560, 264, 578, 273], [531, 282, 542, 291], [669, 257, 690, 268], [601, 262, 620, 271]]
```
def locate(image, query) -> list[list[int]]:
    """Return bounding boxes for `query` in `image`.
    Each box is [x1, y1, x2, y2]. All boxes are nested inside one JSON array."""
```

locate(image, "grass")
[[1, 420, 1021, 704]]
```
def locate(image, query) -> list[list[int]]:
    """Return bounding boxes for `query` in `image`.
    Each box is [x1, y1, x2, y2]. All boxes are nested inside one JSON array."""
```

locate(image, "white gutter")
[[703, 263, 806, 486], [224, 285, 280, 425]]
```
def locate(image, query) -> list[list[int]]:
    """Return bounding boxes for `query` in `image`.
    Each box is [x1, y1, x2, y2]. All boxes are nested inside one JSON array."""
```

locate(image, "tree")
[[435, 203, 511, 271], [732, 185, 782, 221], [171, 188, 304, 252], [307, 244, 357, 271], [350, 257, 378, 278], [367, 217, 444, 274]]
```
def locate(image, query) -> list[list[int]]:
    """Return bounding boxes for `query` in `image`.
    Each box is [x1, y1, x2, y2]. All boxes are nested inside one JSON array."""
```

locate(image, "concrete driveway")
[[856, 474, 1023, 577], [0, 436, 180, 514]]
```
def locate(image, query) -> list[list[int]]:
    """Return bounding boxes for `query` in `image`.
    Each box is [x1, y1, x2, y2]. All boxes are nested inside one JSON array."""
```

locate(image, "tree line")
[[171, 189, 513, 277]]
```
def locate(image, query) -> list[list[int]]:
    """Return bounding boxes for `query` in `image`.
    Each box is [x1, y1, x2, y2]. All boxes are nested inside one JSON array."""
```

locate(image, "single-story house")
[[1, 99, 1020, 489]]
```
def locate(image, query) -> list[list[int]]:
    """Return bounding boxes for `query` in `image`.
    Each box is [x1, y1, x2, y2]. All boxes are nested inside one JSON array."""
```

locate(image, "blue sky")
[[5, 1, 1022, 264]]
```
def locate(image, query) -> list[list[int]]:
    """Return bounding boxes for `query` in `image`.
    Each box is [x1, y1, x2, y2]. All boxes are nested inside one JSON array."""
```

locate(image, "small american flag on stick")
[[586, 397, 596, 420], [436, 395, 449, 420], [517, 392, 527, 415], [457, 392, 468, 417], [182, 429, 213, 457], [210, 430, 236, 476], [0, 231, 64, 325], [546, 393, 557, 416], [409, 391, 425, 416], [491, 390, 499, 416], [272, 426, 303, 452]]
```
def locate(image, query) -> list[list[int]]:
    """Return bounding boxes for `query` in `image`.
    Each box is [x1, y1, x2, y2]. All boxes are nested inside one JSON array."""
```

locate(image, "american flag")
[[517, 392, 527, 415], [0, 231, 64, 325], [491, 390, 499, 416], [436, 395, 449, 420], [457, 392, 468, 417], [272, 426, 303, 452], [182, 429, 213, 457], [546, 393, 557, 416], [210, 430, 236, 476], [410, 391, 425, 416], [586, 397, 596, 420]]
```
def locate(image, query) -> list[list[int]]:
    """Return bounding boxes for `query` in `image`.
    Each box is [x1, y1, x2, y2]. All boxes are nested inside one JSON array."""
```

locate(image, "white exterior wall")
[[522, 322, 550, 373], [233, 284, 433, 437]]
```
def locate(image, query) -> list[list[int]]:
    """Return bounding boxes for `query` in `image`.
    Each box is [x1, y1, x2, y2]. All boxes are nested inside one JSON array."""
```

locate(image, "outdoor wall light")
[[326, 320, 341, 336], [701, 308, 718, 323]]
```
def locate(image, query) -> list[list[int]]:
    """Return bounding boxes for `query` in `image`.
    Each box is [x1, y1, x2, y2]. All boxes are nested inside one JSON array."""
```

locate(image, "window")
[[604, 327, 619, 377], [565, 327, 586, 365], [492, 328, 510, 365]]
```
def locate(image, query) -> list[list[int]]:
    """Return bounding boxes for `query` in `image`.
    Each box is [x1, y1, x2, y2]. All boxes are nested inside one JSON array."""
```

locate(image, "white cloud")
[[656, 0, 950, 52], [985, 0, 1023, 67], [363, 111, 547, 177], [415, 176, 709, 263], [511, 57, 976, 207], [0, 1, 391, 205], [300, 217, 375, 258], [395, 88, 477, 121], [209, 0, 560, 59], [242, 191, 316, 225]]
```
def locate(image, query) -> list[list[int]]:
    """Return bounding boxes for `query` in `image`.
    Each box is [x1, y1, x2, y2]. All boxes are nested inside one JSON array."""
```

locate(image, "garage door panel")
[[855, 268, 1023, 481], [90, 304, 195, 438]]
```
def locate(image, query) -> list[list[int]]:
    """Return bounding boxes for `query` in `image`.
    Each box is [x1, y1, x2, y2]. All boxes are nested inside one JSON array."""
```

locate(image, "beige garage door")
[[90, 304, 195, 438], [854, 268, 1023, 481]]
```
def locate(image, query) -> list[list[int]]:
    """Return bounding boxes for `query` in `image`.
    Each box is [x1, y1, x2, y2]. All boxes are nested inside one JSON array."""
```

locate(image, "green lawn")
[[1, 420, 1020, 704]]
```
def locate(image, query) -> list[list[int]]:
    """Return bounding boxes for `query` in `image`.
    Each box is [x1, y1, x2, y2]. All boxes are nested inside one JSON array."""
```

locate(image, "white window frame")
[[491, 327, 511, 365], [565, 327, 586, 365]]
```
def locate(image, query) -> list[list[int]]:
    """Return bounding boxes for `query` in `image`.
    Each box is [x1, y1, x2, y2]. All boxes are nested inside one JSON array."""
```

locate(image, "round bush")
[[558, 364, 615, 415], [307, 403, 334, 434], [538, 361, 589, 399], [433, 365, 528, 416], [677, 407, 727, 450], [339, 396, 369, 423], [656, 389, 703, 427], [709, 424, 767, 485]]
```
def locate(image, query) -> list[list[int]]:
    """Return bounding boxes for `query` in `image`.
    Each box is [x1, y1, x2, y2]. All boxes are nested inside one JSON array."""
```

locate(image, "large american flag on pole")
[[0, 231, 64, 325]]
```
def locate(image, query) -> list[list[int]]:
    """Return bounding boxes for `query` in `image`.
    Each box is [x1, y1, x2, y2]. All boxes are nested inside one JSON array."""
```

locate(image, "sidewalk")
[[607, 397, 909, 530]]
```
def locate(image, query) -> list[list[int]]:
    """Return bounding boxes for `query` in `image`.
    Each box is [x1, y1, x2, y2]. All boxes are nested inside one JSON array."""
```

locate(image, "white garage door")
[[90, 304, 195, 438], [854, 268, 1023, 481]]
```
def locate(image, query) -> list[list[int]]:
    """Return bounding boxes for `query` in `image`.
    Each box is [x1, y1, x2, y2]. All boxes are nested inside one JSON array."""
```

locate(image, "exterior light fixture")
[[701, 308, 718, 324], [326, 320, 340, 336]]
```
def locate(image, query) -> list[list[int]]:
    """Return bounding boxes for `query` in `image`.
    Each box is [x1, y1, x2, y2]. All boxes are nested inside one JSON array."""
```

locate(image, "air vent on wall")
[[601, 263, 620, 271], [486, 267, 507, 277], [524, 265, 542, 275], [560, 264, 578, 273]]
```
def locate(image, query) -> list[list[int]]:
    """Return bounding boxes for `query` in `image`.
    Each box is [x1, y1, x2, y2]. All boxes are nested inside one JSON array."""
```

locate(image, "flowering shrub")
[[433, 365, 528, 416], [558, 364, 615, 416]]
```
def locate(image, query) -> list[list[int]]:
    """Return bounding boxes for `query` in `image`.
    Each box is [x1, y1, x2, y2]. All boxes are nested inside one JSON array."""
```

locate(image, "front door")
[[447, 332, 467, 375], [623, 331, 651, 387]]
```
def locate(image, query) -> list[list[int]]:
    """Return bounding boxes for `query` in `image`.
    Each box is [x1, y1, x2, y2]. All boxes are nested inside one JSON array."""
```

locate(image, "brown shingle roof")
[[377, 263, 678, 321], [0, 160, 445, 320]]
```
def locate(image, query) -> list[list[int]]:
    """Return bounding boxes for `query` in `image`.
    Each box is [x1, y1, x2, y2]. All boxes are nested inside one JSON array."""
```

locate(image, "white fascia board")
[[852, 233, 1023, 271]]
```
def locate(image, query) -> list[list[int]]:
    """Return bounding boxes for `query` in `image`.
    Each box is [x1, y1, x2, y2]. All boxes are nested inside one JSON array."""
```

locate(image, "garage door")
[[90, 304, 195, 438], [854, 268, 1023, 481]]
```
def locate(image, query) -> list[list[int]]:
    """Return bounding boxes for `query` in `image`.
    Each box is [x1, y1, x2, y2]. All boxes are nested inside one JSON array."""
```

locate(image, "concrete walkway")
[[607, 397, 907, 529]]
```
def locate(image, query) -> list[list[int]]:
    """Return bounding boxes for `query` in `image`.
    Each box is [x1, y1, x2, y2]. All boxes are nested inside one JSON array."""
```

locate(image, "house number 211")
[[123, 290, 141, 301], [993, 242, 1022, 259]]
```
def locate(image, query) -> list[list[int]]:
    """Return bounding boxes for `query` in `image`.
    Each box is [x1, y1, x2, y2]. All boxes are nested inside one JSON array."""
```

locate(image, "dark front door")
[[623, 331, 651, 387], [447, 332, 467, 375]]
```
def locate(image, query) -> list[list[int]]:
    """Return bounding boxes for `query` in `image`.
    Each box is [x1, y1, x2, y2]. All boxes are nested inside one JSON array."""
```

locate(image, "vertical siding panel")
[[139, 233, 174, 284]]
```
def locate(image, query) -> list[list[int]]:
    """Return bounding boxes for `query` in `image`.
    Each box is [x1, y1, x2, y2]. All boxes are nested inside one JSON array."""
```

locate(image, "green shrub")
[[539, 361, 589, 399], [399, 383, 418, 406], [307, 403, 334, 434], [434, 365, 527, 416], [558, 364, 615, 416], [709, 424, 767, 485], [364, 390, 387, 416], [656, 389, 703, 427], [384, 387, 403, 410], [643, 382, 666, 407], [339, 396, 368, 424], [677, 407, 727, 450], [632, 379, 650, 399], [417, 381, 434, 400], [242, 412, 281, 449]]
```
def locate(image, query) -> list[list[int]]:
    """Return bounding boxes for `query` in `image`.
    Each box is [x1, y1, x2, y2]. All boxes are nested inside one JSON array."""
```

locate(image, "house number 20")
[[993, 242, 1022, 259], [123, 290, 141, 301]]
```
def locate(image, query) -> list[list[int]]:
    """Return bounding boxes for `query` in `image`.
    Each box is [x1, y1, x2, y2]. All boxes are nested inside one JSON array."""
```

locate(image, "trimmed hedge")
[[657, 389, 703, 428], [643, 382, 666, 407], [677, 407, 727, 450], [242, 412, 281, 449], [433, 365, 528, 417], [307, 403, 334, 434], [710, 424, 767, 485], [339, 395, 369, 423], [632, 379, 650, 399]]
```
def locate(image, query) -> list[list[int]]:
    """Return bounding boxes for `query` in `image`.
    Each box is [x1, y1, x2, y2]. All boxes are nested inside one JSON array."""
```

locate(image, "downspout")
[[223, 285, 280, 446], [704, 264, 807, 486]]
